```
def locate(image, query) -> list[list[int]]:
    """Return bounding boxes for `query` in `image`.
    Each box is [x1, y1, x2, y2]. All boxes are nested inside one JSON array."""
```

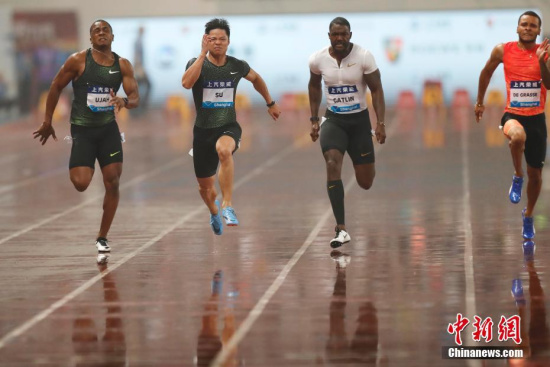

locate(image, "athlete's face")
[[328, 24, 352, 54], [517, 15, 541, 43], [207, 28, 230, 57], [90, 21, 114, 48]]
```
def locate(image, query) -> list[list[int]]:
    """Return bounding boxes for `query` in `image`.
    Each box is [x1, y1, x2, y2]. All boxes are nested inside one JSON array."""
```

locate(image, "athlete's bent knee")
[[357, 177, 374, 190], [508, 128, 526, 145], [510, 136, 526, 147], [70, 167, 94, 192], [217, 147, 232, 162], [71, 177, 90, 192]]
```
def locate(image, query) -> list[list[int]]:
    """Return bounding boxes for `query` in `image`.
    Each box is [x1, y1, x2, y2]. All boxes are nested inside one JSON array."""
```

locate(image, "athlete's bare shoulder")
[[116, 56, 135, 76], [479, 43, 505, 73], [70, 49, 88, 62], [62, 49, 87, 72], [117, 56, 133, 69], [489, 43, 505, 62], [117, 55, 130, 65]]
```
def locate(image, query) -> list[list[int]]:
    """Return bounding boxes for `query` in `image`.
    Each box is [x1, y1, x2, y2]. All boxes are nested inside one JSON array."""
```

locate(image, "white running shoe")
[[95, 238, 111, 253], [330, 229, 351, 248]]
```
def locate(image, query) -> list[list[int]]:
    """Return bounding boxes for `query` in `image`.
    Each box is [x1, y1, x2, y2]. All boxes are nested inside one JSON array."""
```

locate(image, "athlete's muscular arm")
[[536, 38, 550, 89], [33, 51, 84, 145], [308, 71, 323, 142], [364, 69, 386, 144], [182, 35, 209, 89], [475, 44, 504, 123], [110, 58, 140, 111], [244, 68, 281, 120]]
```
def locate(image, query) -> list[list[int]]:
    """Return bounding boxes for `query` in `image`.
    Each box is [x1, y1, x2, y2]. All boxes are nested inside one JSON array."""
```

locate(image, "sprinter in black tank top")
[[33, 20, 140, 256], [182, 18, 281, 235]]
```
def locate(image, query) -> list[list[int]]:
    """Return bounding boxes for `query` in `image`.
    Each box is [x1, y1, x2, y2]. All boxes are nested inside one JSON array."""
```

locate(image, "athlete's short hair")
[[518, 11, 542, 28], [329, 17, 351, 32], [90, 19, 113, 34], [205, 18, 230, 38]]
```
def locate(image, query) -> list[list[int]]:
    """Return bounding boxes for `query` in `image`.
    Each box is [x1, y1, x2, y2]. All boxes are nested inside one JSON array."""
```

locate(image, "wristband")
[[310, 116, 320, 122], [266, 101, 276, 107]]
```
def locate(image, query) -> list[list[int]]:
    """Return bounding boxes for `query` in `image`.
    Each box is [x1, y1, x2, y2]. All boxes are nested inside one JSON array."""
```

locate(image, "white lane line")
[[0, 204, 203, 350], [0, 142, 299, 350], [0, 132, 180, 197], [0, 167, 66, 197], [210, 182, 347, 367], [0, 153, 20, 166], [233, 143, 296, 189], [462, 123, 476, 318], [212, 115, 398, 367], [461, 117, 481, 367], [0, 157, 185, 247]]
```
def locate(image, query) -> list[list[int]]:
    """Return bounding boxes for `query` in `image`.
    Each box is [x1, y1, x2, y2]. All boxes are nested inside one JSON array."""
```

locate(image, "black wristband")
[[123, 98, 129, 107], [310, 116, 320, 122], [266, 101, 275, 107]]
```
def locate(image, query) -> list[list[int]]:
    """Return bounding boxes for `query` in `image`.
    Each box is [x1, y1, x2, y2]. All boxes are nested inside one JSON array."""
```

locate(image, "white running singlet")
[[309, 44, 378, 114]]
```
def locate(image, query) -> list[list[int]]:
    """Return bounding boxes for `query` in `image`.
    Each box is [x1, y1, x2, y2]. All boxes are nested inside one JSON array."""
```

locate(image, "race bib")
[[202, 80, 235, 108], [328, 85, 360, 113], [87, 86, 115, 112], [510, 80, 541, 108]]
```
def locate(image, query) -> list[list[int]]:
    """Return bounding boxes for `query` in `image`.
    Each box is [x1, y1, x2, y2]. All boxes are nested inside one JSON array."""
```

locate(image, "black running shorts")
[[193, 122, 242, 178], [501, 112, 547, 169], [69, 121, 123, 169], [320, 109, 375, 165]]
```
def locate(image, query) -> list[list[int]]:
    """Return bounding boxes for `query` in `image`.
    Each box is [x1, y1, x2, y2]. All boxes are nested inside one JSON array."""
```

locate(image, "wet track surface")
[[0, 105, 549, 366]]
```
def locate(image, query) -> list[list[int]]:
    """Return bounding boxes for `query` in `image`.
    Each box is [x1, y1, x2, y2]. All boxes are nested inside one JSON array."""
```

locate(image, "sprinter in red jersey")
[[475, 11, 550, 239]]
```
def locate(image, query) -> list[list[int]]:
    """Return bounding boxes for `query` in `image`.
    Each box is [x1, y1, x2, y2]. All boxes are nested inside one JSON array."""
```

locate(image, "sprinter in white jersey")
[[308, 17, 386, 248]]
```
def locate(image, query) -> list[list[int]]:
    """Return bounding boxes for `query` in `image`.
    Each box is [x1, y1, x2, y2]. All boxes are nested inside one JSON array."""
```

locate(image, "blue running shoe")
[[509, 176, 523, 204], [222, 206, 239, 226], [523, 240, 536, 262], [511, 278, 525, 306], [522, 208, 535, 239], [210, 200, 223, 235]]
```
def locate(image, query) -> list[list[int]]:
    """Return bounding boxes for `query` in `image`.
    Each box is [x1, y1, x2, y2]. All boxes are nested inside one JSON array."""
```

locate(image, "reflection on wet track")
[[0, 104, 549, 366]]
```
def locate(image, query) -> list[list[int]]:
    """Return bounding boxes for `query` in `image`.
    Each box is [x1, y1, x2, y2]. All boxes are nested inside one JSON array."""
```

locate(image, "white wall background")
[[1, 0, 549, 105], [108, 10, 528, 104], [3, 0, 549, 51]]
